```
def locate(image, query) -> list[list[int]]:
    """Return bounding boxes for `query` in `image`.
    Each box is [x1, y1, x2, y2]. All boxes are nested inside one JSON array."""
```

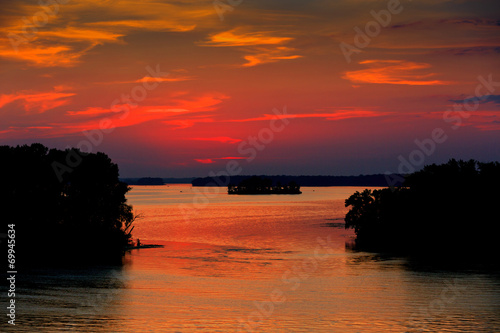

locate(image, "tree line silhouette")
[[1, 143, 136, 266], [344, 159, 500, 262]]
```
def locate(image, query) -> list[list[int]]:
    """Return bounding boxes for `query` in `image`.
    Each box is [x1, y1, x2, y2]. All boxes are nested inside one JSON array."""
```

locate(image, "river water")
[[4, 185, 500, 332]]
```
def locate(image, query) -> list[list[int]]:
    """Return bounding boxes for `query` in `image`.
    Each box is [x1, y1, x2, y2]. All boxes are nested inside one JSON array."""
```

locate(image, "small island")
[[228, 176, 302, 194]]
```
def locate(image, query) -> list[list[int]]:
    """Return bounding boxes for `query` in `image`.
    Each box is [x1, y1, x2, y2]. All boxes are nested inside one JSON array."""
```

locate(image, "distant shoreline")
[[193, 174, 404, 187], [121, 174, 404, 187]]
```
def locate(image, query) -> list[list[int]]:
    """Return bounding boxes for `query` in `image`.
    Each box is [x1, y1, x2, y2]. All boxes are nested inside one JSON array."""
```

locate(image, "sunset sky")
[[1, 0, 499, 177]]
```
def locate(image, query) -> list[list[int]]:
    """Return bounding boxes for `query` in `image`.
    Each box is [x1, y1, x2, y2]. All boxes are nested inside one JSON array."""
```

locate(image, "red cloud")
[[194, 159, 215, 164], [194, 156, 247, 164]]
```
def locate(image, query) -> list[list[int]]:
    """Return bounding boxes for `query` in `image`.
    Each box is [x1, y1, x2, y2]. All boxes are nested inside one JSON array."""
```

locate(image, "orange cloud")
[[86, 20, 196, 32], [65, 94, 225, 127], [0, 89, 229, 139], [343, 60, 452, 85], [38, 27, 124, 42], [171, 93, 229, 111], [0, 42, 90, 67], [0, 0, 214, 67], [0, 89, 75, 113], [199, 28, 301, 67], [136, 93, 227, 116], [242, 47, 302, 67], [201, 29, 293, 47], [29, 92, 227, 137], [50, 105, 177, 135], [98, 75, 195, 85], [136, 76, 194, 83]]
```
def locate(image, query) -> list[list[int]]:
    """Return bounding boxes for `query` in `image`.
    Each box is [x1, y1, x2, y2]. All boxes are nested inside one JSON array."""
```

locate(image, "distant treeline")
[[122, 177, 195, 185], [192, 174, 404, 187]]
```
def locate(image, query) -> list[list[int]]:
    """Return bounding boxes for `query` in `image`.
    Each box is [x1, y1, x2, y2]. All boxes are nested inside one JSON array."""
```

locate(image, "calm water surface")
[[5, 185, 500, 332]]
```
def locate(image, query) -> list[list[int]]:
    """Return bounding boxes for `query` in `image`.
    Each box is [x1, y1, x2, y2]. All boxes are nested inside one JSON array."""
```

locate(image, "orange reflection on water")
[[60, 186, 499, 333]]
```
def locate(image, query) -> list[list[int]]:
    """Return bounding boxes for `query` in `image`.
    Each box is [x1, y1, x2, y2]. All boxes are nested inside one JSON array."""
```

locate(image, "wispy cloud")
[[1, 90, 228, 139], [0, 0, 214, 67], [136, 75, 194, 83], [0, 41, 93, 67], [0, 88, 75, 113], [96, 75, 195, 85], [194, 156, 247, 164], [194, 158, 214, 164], [449, 95, 500, 105], [170, 93, 229, 112], [200, 29, 293, 47], [85, 20, 196, 32], [66, 106, 115, 116], [66, 92, 227, 120], [343, 60, 452, 85], [225, 110, 383, 122], [37, 27, 124, 42], [199, 28, 301, 67], [242, 46, 302, 67]]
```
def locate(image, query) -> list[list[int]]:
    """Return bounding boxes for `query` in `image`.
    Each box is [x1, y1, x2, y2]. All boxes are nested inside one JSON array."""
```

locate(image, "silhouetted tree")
[[344, 159, 500, 260], [1, 144, 136, 266]]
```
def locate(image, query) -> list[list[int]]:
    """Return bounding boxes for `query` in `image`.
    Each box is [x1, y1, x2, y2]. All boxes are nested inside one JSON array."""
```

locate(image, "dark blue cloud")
[[449, 95, 500, 105]]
